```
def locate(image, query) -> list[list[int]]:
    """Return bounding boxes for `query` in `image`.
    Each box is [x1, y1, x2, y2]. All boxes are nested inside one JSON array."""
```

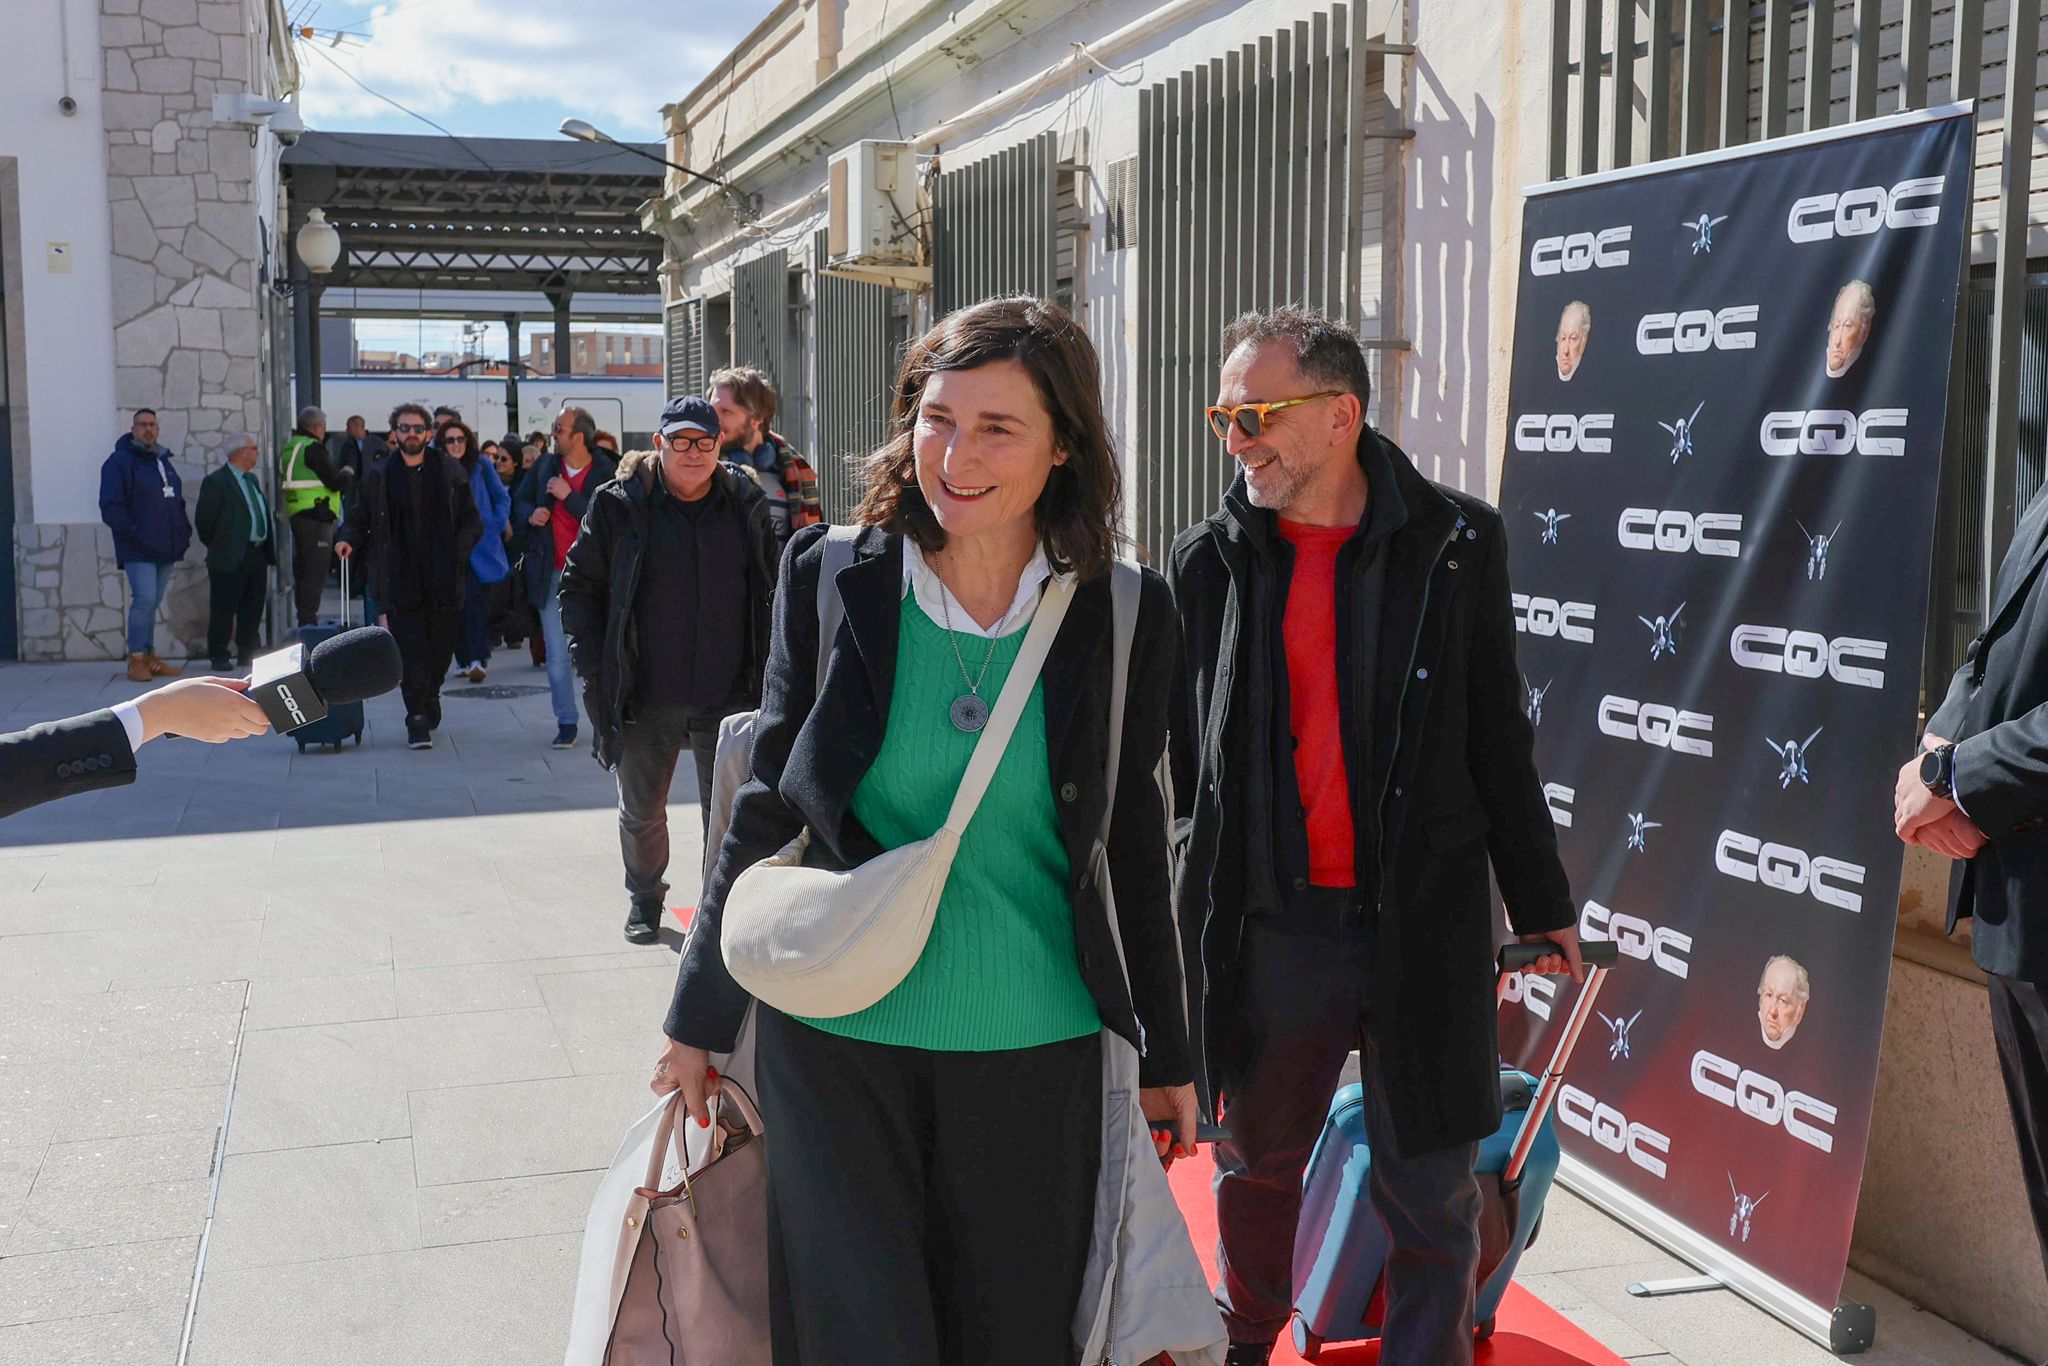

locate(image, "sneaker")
[[623, 903, 663, 944], [406, 719, 433, 750], [466, 661, 486, 683], [208, 658, 234, 672], [551, 724, 578, 750]]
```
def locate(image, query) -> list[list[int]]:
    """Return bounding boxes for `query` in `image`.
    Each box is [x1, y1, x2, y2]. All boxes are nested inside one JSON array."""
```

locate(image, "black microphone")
[[245, 627, 403, 732]]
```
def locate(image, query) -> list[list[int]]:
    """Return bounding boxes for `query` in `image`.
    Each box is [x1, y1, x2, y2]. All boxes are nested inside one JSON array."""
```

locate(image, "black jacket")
[[558, 453, 780, 768], [194, 465, 278, 574], [1168, 427, 1574, 1156], [0, 710, 136, 822], [1929, 484, 2048, 983], [663, 524, 1194, 1089], [511, 447, 619, 601], [335, 451, 482, 612]]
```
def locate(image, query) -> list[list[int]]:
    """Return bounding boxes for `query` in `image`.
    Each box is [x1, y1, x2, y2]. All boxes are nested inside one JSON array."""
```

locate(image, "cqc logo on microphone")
[[1715, 830, 1865, 913], [1513, 594, 1596, 644], [1618, 508, 1742, 557], [1787, 176, 1944, 243], [1636, 304, 1759, 355], [1514, 413, 1613, 454], [274, 683, 309, 727], [1581, 900, 1691, 979], [1760, 409, 1907, 457], [1557, 1085, 1671, 1178], [1530, 225, 1631, 275], [1692, 1051, 1839, 1153], [1598, 695, 1714, 756], [1730, 624, 1887, 689]]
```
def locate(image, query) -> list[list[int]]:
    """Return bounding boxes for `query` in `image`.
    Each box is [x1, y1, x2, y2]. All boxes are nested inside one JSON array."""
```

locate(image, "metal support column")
[[546, 285, 574, 377], [290, 256, 319, 416], [504, 313, 522, 432]]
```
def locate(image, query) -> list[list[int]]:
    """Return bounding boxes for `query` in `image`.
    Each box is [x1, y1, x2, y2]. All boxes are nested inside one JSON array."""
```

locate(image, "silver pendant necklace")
[[936, 579, 1000, 733]]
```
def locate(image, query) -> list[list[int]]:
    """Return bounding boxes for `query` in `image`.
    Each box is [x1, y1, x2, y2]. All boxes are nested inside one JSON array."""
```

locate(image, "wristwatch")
[[1919, 742, 1957, 800]]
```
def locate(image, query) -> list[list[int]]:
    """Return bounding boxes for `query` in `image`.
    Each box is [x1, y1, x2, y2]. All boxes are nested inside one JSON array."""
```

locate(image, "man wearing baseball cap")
[[558, 395, 781, 943]]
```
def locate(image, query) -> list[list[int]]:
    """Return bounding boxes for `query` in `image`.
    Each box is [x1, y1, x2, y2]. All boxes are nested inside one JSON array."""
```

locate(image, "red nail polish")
[[706, 1066, 719, 1080], [698, 1114, 711, 1127]]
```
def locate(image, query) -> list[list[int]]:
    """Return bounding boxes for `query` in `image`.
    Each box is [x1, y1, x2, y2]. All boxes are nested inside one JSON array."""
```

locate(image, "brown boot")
[[145, 649, 182, 677], [126, 652, 153, 683]]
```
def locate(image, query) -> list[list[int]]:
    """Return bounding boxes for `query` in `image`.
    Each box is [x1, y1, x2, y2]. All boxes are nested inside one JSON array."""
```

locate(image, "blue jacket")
[[99, 434, 193, 566], [467, 458, 512, 583]]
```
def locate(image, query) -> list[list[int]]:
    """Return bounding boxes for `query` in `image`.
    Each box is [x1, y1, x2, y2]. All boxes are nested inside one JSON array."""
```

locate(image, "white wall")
[[2, 0, 119, 526]]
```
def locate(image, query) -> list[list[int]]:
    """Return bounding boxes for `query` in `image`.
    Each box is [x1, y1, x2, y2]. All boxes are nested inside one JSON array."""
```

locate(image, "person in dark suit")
[[1897, 483, 2048, 1283], [0, 677, 269, 821], [193, 433, 276, 670], [1170, 307, 1581, 1366]]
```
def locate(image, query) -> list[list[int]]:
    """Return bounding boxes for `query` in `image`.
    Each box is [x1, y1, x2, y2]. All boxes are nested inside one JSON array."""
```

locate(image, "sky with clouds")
[[292, 0, 779, 143]]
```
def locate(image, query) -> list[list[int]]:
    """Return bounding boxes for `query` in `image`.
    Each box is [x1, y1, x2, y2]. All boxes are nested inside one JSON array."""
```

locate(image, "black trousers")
[[458, 564, 495, 667], [288, 514, 333, 627], [1990, 973, 2048, 1281], [205, 559, 267, 664], [387, 607, 459, 726], [615, 703, 741, 907], [1213, 905, 1482, 1364], [754, 1008, 1102, 1366]]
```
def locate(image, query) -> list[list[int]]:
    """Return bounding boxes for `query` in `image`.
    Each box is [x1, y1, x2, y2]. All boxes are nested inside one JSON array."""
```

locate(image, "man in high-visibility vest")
[[277, 405, 354, 628]]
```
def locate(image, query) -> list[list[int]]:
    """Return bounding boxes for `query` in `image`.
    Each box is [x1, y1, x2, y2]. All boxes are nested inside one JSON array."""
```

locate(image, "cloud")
[[295, 0, 775, 140]]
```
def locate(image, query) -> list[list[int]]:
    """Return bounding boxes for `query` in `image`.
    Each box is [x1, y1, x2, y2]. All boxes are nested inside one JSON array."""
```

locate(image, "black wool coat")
[[1167, 427, 1574, 1157], [194, 465, 277, 574], [664, 524, 1194, 1089], [335, 451, 482, 613], [1930, 483, 2048, 984]]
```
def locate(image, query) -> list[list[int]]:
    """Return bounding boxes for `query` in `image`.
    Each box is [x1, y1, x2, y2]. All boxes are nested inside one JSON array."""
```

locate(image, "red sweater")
[[1278, 519, 1357, 888]]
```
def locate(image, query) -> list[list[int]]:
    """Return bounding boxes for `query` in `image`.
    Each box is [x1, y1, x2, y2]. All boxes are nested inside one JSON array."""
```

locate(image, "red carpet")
[[1166, 1150, 1628, 1366]]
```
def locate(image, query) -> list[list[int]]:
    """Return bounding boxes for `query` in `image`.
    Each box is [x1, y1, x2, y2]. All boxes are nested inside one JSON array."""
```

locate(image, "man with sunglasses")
[[558, 396, 779, 944], [1168, 307, 1581, 1366], [335, 403, 482, 750]]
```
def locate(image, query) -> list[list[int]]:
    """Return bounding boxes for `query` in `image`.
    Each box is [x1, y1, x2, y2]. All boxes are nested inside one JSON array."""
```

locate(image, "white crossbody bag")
[[720, 569, 1078, 1018]]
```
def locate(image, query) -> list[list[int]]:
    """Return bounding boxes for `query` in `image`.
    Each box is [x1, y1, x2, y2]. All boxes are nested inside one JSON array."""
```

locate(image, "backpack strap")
[[815, 525, 860, 697]]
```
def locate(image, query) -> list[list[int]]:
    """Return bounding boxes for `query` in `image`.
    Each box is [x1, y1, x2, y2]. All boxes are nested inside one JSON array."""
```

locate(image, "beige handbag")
[[600, 1081, 769, 1365], [720, 574, 1076, 1017]]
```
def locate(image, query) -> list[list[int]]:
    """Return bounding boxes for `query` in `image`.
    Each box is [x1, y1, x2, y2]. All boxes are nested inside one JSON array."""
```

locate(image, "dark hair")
[[855, 295, 1120, 581], [433, 405, 460, 420], [439, 419, 480, 471], [709, 366, 777, 431], [390, 402, 432, 432], [133, 408, 157, 420], [594, 430, 619, 452], [1221, 305, 1373, 416]]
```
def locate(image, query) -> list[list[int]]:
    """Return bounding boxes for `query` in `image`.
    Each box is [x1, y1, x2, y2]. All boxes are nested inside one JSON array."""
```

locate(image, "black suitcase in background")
[[290, 556, 365, 752]]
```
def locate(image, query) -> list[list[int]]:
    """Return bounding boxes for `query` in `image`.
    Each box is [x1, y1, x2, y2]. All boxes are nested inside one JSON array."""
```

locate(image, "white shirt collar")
[[902, 540, 1058, 639]]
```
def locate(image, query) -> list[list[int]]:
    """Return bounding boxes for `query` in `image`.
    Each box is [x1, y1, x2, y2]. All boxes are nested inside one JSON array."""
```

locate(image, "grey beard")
[[1243, 458, 1310, 511]]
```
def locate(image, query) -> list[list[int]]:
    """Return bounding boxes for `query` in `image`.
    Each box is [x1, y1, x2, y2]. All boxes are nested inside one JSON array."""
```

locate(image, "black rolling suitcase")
[[290, 555, 365, 752]]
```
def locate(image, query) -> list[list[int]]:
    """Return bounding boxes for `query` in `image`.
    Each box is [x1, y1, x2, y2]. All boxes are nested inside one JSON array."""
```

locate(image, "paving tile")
[[32, 1127, 219, 1195], [389, 899, 631, 970], [0, 1175, 211, 1257], [408, 1071, 649, 1187], [0, 1304, 186, 1366], [536, 961, 682, 1075], [244, 969, 397, 1031], [186, 1232, 578, 1366], [392, 951, 661, 1019], [0, 1234, 196, 1327], [250, 909, 393, 977], [416, 1168, 604, 1247], [56, 1083, 224, 1143], [208, 1140, 420, 1271]]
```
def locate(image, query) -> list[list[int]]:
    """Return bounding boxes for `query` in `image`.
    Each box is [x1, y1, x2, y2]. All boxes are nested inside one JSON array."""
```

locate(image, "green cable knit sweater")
[[794, 596, 1102, 1051]]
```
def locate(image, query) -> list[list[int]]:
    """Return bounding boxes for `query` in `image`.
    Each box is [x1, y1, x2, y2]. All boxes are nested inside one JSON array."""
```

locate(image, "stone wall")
[[19, 0, 281, 660]]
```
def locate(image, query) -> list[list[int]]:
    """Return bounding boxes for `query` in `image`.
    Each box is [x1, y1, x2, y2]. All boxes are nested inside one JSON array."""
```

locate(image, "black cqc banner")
[[1496, 107, 1975, 1327]]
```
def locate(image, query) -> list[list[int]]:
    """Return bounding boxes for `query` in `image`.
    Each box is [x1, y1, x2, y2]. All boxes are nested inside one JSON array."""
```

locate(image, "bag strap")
[[815, 525, 858, 697], [1092, 560, 1141, 997], [939, 575, 1077, 837]]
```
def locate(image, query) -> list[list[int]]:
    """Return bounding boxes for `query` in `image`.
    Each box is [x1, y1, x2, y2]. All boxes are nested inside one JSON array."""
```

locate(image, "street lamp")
[[557, 117, 738, 193], [295, 208, 341, 275]]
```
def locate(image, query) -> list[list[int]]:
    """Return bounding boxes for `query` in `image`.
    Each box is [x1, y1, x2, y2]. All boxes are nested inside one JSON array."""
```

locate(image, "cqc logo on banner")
[[1499, 109, 1972, 1321]]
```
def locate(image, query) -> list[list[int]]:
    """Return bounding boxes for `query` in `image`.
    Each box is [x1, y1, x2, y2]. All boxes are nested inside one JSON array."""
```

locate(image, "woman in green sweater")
[[654, 297, 1205, 1363]]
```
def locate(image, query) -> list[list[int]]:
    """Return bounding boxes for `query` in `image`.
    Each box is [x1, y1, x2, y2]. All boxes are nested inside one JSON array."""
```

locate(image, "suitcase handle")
[[339, 551, 352, 630], [1497, 941, 1619, 973], [1501, 952, 1617, 1187]]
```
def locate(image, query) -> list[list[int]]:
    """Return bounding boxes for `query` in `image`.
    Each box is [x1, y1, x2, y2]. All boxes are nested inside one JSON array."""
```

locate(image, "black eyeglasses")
[[664, 433, 718, 455], [395, 422, 429, 433], [442, 434, 468, 445]]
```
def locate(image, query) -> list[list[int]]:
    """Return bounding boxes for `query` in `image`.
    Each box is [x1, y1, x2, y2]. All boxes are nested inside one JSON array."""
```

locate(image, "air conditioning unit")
[[827, 140, 923, 269]]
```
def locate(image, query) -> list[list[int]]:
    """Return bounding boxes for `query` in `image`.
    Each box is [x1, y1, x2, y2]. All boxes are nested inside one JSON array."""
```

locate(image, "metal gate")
[[810, 229, 897, 521], [732, 249, 799, 410], [930, 131, 1059, 317], [1133, 3, 1401, 560], [665, 297, 705, 399], [1545, 0, 2048, 694]]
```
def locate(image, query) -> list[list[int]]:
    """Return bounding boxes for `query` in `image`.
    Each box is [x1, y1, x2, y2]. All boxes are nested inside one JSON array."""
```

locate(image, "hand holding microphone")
[[243, 626, 404, 733], [132, 676, 271, 744]]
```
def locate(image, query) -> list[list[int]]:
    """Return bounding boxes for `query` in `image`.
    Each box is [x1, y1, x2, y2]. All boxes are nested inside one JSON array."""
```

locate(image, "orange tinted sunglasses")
[[1204, 391, 1344, 441]]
